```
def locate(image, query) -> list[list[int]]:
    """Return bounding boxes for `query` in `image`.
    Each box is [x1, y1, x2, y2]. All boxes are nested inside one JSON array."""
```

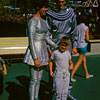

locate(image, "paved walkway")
[[0, 54, 100, 100], [0, 37, 100, 55], [0, 37, 28, 55]]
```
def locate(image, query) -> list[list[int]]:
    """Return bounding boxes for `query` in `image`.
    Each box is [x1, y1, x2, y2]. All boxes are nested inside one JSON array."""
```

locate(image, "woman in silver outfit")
[[24, 1, 57, 100]]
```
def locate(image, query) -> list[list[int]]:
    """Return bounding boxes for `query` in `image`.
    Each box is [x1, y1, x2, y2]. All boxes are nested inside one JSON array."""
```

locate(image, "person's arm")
[[68, 60, 73, 71], [3, 64, 7, 75], [68, 52, 73, 70], [85, 28, 89, 42], [49, 51, 55, 77], [28, 19, 40, 67], [46, 31, 58, 48], [49, 59, 54, 77], [48, 50, 53, 59]]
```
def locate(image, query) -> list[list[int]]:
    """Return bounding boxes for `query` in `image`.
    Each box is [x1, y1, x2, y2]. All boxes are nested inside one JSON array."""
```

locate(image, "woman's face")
[[39, 6, 47, 16]]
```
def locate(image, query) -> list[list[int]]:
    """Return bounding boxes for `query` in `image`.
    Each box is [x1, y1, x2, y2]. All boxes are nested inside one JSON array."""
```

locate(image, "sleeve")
[[28, 19, 37, 59], [0, 57, 5, 64], [46, 31, 58, 48], [84, 25, 88, 31], [70, 13, 78, 48]]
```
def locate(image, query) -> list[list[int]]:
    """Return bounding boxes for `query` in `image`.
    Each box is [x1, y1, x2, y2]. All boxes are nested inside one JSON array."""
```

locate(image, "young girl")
[[49, 37, 73, 100], [71, 15, 93, 82]]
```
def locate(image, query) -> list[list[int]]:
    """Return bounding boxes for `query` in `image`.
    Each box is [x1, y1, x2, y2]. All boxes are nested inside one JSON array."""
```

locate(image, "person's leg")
[[82, 56, 93, 79], [71, 54, 84, 82], [35, 69, 43, 99], [82, 56, 88, 76], [54, 72, 63, 100], [62, 71, 70, 100], [49, 74, 53, 100], [48, 62, 56, 100], [29, 66, 43, 100]]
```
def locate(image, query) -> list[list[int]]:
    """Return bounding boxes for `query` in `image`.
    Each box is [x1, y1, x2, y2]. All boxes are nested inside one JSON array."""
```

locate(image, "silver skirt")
[[24, 34, 49, 66]]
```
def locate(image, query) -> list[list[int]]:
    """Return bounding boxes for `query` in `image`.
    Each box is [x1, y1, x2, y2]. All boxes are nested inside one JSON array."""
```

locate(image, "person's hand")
[[50, 71, 54, 77], [34, 58, 40, 68], [72, 48, 77, 55], [3, 70, 7, 75]]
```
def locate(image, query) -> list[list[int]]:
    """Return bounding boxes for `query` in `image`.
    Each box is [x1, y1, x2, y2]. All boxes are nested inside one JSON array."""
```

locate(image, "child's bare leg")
[[82, 56, 93, 79], [71, 54, 84, 82]]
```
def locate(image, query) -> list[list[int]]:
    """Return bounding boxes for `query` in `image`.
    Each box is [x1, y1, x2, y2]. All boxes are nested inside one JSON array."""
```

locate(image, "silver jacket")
[[24, 17, 57, 66]]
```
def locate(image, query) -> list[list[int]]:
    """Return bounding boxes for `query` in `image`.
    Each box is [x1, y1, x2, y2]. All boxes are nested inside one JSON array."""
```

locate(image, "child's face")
[[59, 43, 68, 52]]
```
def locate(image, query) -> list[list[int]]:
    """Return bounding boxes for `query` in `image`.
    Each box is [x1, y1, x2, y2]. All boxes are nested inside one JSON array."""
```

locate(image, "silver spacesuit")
[[24, 17, 57, 100]]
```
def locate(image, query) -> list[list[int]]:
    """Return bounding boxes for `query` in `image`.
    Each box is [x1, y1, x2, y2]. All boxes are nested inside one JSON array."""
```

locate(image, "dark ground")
[[0, 54, 100, 100]]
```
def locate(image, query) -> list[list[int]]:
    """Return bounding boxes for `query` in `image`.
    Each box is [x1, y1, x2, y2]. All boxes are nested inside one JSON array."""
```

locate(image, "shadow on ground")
[[5, 76, 53, 100], [5, 75, 74, 100], [5, 76, 29, 100], [74, 73, 85, 79]]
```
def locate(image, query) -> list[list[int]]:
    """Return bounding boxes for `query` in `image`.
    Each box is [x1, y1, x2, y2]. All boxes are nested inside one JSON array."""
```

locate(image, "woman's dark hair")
[[32, 0, 49, 12]]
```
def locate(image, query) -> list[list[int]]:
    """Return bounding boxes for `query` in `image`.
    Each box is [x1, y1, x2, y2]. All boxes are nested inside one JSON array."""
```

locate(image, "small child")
[[0, 57, 7, 95], [49, 37, 73, 100]]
